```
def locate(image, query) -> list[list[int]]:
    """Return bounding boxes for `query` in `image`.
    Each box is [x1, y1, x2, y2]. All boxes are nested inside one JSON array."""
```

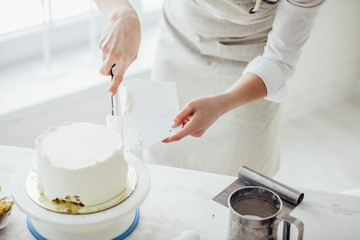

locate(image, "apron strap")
[[249, 0, 262, 14]]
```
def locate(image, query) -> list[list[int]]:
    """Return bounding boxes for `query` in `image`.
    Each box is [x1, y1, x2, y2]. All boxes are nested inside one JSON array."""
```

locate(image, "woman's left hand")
[[163, 95, 229, 143], [163, 73, 268, 143]]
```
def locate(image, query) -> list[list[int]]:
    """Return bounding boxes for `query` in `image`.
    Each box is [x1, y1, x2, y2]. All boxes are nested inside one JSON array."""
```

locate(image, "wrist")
[[214, 92, 237, 115], [109, 4, 137, 22], [95, 0, 137, 22]]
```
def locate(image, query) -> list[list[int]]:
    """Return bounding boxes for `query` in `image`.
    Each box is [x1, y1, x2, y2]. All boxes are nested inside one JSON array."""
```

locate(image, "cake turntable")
[[12, 153, 151, 240]]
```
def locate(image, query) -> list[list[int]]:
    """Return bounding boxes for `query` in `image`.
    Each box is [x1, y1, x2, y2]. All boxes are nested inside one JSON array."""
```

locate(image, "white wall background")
[[283, 0, 360, 120], [0, 0, 359, 149]]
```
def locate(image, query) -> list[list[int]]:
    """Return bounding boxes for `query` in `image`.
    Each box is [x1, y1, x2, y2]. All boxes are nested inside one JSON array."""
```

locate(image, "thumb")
[[171, 104, 194, 127]]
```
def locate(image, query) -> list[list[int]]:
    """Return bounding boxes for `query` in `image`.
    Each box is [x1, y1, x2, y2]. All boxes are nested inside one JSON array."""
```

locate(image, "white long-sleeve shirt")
[[243, 0, 325, 102]]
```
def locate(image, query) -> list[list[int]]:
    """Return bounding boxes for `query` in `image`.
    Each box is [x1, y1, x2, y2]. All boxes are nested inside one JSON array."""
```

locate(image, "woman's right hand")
[[98, 2, 141, 95]]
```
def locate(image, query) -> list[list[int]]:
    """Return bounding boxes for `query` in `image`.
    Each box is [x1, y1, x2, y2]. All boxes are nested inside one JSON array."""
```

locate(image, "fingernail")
[[169, 120, 176, 128], [108, 91, 113, 97]]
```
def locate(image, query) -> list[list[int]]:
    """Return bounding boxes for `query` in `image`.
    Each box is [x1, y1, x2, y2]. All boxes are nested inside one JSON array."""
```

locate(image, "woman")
[[95, 0, 325, 176]]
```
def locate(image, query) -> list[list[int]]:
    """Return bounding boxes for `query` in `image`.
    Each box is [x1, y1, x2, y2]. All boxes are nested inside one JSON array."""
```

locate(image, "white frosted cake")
[[35, 121, 128, 207]]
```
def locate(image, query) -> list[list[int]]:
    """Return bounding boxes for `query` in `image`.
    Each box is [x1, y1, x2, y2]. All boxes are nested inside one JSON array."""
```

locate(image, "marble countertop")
[[0, 145, 359, 240]]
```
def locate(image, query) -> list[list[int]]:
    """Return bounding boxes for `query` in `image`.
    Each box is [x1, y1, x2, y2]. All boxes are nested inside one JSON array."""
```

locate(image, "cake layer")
[[36, 122, 128, 206]]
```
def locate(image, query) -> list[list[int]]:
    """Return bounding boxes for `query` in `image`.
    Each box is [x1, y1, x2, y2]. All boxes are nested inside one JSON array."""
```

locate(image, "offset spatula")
[[110, 66, 120, 116]]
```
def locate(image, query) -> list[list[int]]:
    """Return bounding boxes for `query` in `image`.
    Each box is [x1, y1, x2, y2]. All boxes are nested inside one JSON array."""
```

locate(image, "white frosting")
[[36, 122, 128, 206], [106, 114, 123, 136], [119, 84, 132, 117], [125, 137, 143, 153]]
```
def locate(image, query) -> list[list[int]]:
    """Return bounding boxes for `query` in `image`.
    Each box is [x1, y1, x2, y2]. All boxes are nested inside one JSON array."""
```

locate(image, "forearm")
[[94, 0, 135, 21], [217, 72, 267, 115]]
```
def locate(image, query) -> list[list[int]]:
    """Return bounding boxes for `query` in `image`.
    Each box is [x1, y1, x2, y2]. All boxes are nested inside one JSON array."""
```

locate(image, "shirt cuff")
[[243, 56, 295, 102]]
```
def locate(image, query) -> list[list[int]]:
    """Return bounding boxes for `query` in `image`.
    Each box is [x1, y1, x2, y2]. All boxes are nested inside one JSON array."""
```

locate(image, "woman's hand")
[[163, 95, 231, 143], [98, 4, 140, 95], [163, 72, 268, 143]]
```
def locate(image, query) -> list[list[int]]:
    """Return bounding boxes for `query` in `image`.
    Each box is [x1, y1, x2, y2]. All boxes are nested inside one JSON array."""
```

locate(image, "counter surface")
[[0, 145, 359, 239]]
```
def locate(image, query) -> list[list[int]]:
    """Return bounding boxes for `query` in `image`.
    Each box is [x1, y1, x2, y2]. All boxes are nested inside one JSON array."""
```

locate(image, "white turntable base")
[[12, 153, 150, 240]]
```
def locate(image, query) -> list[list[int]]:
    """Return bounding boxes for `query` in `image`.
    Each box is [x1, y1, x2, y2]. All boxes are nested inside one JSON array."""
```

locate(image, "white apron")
[[144, 0, 281, 177]]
